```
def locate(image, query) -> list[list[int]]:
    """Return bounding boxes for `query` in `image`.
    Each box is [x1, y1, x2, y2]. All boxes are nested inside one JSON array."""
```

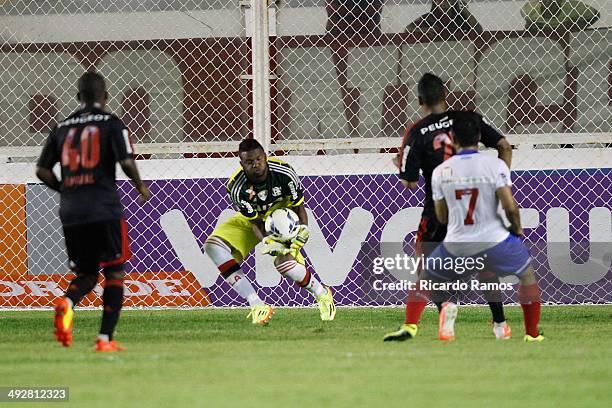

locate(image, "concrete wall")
[[1, 1, 610, 42]]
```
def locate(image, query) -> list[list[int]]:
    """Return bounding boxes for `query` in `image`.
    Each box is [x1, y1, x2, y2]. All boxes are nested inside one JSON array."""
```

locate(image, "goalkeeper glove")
[[290, 225, 310, 250], [261, 236, 292, 257]]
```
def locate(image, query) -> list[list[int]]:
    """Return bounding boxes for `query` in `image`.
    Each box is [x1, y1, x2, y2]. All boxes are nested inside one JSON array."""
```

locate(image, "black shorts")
[[415, 216, 447, 258], [63, 219, 131, 271]]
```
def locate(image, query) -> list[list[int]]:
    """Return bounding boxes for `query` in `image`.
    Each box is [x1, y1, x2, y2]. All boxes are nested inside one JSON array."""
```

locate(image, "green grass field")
[[1, 305, 611, 407]]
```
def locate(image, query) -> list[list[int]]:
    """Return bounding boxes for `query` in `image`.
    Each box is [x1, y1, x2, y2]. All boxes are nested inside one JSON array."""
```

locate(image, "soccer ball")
[[264, 208, 300, 242]]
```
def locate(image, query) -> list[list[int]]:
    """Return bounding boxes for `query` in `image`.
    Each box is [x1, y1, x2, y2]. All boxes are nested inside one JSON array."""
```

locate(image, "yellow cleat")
[[247, 304, 274, 325], [383, 324, 418, 342], [316, 287, 336, 321], [524, 334, 545, 342]]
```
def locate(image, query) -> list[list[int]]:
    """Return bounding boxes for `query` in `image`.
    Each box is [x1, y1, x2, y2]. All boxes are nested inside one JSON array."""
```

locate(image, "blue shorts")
[[424, 234, 532, 281]]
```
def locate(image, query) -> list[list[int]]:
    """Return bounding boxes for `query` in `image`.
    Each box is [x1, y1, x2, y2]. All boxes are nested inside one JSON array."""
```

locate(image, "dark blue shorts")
[[424, 234, 532, 281]]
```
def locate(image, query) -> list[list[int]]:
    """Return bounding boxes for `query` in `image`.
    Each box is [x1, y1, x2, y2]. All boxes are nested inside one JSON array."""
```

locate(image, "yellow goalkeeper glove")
[[290, 225, 310, 250], [261, 236, 292, 257]]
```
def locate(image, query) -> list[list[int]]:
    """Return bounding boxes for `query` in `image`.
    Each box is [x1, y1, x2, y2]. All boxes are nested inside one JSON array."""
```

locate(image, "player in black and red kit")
[[36, 72, 150, 352], [384, 73, 513, 342]]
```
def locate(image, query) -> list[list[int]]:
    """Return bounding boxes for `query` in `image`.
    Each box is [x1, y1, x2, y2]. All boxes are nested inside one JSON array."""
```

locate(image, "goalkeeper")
[[204, 139, 336, 324]]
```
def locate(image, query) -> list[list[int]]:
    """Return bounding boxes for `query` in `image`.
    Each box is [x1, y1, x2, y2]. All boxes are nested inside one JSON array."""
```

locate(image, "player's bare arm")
[[400, 178, 419, 190], [35, 167, 61, 192], [250, 219, 266, 242], [36, 128, 61, 192], [496, 138, 512, 168], [393, 153, 418, 189], [396, 125, 421, 190], [292, 203, 308, 226], [497, 185, 523, 237], [395, 153, 418, 189], [119, 158, 150, 203], [433, 198, 448, 224]]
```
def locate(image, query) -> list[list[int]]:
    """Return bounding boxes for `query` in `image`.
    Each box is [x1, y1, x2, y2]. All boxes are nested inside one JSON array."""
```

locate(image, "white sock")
[[276, 260, 326, 298], [225, 270, 264, 307], [205, 236, 264, 307], [205, 236, 235, 265], [97, 334, 109, 342]]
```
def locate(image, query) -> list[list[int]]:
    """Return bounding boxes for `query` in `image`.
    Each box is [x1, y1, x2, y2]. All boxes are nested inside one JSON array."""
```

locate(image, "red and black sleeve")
[[399, 126, 423, 182], [37, 127, 59, 170], [110, 119, 134, 162], [479, 114, 504, 148]]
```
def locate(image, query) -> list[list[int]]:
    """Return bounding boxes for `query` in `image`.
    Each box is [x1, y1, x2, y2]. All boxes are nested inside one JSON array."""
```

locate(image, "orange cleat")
[[493, 321, 512, 340], [438, 302, 458, 342], [54, 298, 74, 347], [94, 339, 126, 352]]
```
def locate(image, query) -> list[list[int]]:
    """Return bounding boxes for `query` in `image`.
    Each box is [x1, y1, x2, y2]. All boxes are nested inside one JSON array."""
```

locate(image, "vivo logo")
[[160, 206, 611, 288], [0, 279, 190, 297]]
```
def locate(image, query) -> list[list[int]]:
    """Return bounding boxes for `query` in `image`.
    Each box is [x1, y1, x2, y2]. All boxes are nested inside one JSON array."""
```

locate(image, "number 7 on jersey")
[[455, 188, 479, 225]]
